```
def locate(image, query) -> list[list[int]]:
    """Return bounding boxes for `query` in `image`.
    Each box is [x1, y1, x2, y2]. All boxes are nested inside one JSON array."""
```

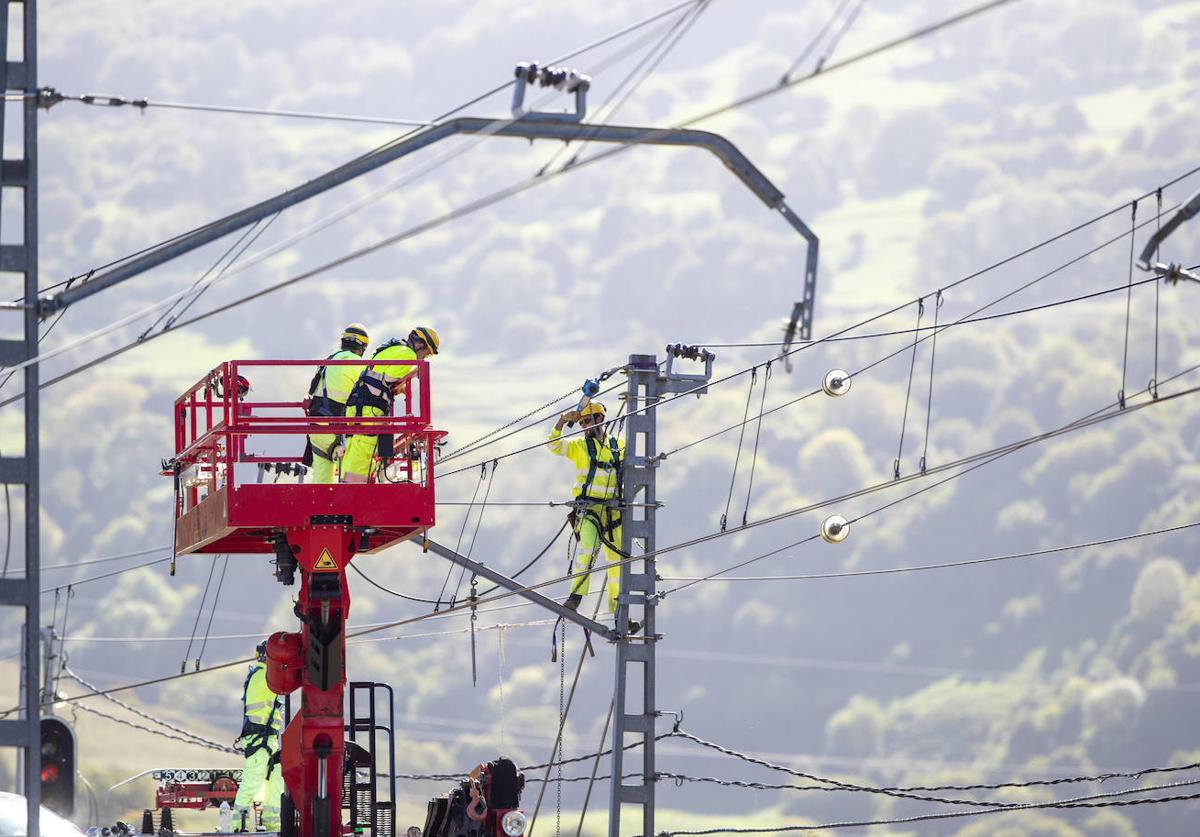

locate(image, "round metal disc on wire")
[[822, 369, 851, 397], [821, 514, 850, 544]]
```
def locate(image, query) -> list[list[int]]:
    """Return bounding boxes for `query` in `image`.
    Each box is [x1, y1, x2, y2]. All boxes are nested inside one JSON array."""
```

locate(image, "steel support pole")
[[609, 354, 660, 837], [0, 1, 40, 829], [607, 351, 711, 837]]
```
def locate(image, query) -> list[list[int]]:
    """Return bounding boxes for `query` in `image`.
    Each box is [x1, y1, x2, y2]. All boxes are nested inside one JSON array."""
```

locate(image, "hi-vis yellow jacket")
[[548, 427, 625, 500]]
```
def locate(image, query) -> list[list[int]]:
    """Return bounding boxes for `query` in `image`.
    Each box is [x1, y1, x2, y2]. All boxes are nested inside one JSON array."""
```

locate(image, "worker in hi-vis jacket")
[[303, 323, 370, 484], [549, 401, 637, 632], [340, 327, 440, 483], [231, 642, 284, 833]]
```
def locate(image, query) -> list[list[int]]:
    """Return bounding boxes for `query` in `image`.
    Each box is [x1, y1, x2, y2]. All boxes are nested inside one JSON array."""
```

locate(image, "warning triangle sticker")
[[313, 549, 338, 571]]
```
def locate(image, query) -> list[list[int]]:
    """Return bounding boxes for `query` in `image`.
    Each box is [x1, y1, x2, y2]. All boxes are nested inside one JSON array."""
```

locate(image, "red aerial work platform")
[[166, 358, 446, 837]]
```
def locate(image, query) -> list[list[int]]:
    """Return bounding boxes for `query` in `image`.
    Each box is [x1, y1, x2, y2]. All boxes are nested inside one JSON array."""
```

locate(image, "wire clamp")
[[35, 86, 63, 109]]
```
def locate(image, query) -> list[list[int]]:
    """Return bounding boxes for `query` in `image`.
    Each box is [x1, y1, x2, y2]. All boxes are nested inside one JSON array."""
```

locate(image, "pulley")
[[821, 514, 849, 544], [822, 369, 851, 397]]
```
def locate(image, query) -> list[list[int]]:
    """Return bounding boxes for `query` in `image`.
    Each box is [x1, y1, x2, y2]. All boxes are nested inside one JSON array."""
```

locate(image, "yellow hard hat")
[[580, 402, 607, 418], [409, 326, 440, 355], [341, 323, 369, 348]]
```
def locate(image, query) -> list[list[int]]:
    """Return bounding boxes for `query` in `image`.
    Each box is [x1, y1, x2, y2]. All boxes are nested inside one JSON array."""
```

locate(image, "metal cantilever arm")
[[41, 117, 818, 343], [420, 538, 614, 640], [1139, 186, 1200, 268]]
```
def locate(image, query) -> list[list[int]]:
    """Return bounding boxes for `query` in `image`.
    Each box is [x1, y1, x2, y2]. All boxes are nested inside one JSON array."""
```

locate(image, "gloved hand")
[[561, 409, 582, 424]]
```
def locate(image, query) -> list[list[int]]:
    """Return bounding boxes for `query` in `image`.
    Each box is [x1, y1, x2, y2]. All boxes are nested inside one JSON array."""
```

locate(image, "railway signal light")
[[40, 717, 76, 817]]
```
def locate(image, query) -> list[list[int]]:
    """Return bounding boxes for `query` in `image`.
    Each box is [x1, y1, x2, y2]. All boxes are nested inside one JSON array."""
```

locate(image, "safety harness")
[[579, 435, 622, 499], [345, 372, 395, 463], [306, 352, 348, 419], [572, 434, 624, 541], [305, 353, 355, 466], [236, 665, 280, 759]]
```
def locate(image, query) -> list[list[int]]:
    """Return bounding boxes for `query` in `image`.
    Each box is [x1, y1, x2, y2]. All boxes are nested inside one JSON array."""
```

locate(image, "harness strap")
[[347, 372, 393, 414], [306, 353, 335, 398], [306, 352, 341, 417], [581, 437, 599, 497], [310, 439, 338, 462], [580, 435, 622, 497]]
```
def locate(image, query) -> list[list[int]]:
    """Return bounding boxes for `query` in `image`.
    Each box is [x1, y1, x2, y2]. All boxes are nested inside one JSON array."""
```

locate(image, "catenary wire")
[[538, 0, 713, 175], [19, 0, 702, 304], [668, 725, 1200, 798], [139, 215, 267, 339], [194, 553, 230, 669], [41, 355, 1200, 710], [11, 544, 169, 574], [30, 358, 1200, 696], [40, 92, 435, 128], [63, 665, 236, 753], [649, 785, 1200, 836], [180, 554, 219, 670], [440, 206, 1178, 480], [814, 0, 869, 71], [1, 0, 1029, 407], [780, 0, 855, 82], [438, 375, 629, 466], [656, 373, 1200, 598], [347, 519, 570, 604], [21, 294, 1200, 709], [23, 6, 1200, 382], [40, 555, 173, 593], [31, 372, 1200, 714], [71, 702, 238, 755], [658, 256, 1172, 468], [662, 519, 1200, 583], [685, 273, 1161, 348], [5, 27, 676, 381]]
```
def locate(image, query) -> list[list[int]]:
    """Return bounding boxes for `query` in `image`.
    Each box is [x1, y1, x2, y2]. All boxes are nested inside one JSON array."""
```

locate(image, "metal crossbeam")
[[421, 538, 614, 640], [39, 116, 818, 344]]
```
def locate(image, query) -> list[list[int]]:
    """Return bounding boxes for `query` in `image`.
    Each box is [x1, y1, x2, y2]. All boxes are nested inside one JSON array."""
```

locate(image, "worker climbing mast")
[[164, 349, 444, 837]]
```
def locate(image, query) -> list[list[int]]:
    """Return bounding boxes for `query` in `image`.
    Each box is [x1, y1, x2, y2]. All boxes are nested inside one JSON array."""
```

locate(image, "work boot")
[[563, 593, 582, 612], [233, 810, 250, 834], [628, 621, 642, 636]]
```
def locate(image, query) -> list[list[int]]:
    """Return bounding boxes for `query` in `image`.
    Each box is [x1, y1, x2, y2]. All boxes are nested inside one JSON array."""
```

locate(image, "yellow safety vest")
[[241, 663, 281, 732], [548, 427, 625, 500], [308, 349, 363, 415], [370, 343, 417, 383]]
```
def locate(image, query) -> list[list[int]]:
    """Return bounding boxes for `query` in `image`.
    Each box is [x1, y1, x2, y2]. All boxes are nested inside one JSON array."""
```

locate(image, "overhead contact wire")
[[720, 367, 756, 531], [740, 360, 771, 526], [4, 0, 1031, 405], [1119, 198, 1137, 407]]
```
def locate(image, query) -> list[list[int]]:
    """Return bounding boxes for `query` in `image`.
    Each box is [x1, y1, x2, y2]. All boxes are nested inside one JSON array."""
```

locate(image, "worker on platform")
[[304, 323, 371, 484], [549, 402, 632, 627], [231, 641, 284, 833], [341, 326, 440, 483]]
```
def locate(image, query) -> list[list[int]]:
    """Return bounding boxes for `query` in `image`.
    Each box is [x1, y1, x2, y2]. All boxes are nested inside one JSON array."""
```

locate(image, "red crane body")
[[168, 358, 445, 837]]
